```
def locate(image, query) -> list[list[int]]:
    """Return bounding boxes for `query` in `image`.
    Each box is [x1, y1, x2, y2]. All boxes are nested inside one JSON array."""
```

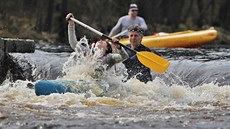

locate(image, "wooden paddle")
[[70, 17, 170, 73]]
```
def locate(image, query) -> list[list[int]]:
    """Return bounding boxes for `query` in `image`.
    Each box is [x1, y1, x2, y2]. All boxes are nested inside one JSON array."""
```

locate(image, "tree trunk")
[[44, 0, 54, 32]]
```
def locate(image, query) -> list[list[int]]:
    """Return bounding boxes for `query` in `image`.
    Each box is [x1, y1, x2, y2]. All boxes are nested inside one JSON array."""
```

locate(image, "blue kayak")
[[34, 80, 104, 96], [35, 80, 75, 96]]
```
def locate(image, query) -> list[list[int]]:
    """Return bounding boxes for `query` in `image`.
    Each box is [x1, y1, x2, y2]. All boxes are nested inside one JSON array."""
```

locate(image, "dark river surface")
[[0, 42, 230, 129]]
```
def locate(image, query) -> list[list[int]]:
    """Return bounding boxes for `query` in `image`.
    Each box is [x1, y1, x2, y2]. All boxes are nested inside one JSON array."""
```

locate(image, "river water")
[[0, 42, 230, 129]]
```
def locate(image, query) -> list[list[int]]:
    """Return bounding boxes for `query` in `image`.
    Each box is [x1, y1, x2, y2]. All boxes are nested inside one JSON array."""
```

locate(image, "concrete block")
[[0, 38, 35, 53], [0, 49, 7, 84], [0, 38, 5, 51]]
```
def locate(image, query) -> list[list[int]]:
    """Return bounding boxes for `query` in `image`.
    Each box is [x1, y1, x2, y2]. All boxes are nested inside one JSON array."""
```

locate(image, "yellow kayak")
[[120, 29, 218, 48]]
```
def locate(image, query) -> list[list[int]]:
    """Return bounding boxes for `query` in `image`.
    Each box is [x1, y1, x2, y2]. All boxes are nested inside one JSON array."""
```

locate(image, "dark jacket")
[[123, 44, 153, 83]]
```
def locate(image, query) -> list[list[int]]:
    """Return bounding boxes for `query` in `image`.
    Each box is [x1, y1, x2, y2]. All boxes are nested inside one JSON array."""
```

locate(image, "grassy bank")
[[0, 15, 230, 45]]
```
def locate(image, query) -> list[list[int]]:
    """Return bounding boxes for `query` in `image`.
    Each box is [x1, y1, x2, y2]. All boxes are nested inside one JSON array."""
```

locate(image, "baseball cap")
[[129, 4, 138, 10]]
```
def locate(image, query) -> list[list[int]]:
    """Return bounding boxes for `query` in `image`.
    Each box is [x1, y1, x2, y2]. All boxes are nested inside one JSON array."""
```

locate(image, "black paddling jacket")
[[123, 44, 153, 83]]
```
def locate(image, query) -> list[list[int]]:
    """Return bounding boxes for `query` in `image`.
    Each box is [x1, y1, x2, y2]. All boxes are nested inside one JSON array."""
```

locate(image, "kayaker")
[[109, 4, 148, 38], [66, 13, 128, 78], [121, 25, 152, 83]]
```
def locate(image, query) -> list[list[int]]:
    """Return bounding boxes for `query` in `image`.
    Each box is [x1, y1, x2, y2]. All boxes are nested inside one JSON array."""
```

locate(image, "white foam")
[[1, 37, 230, 109]]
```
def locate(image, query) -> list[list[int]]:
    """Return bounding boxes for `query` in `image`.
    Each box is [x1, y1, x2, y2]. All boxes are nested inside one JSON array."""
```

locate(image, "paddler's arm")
[[110, 37, 128, 61], [66, 13, 78, 50], [109, 18, 122, 37], [103, 39, 128, 69], [115, 47, 129, 61], [139, 17, 148, 31], [103, 48, 128, 69]]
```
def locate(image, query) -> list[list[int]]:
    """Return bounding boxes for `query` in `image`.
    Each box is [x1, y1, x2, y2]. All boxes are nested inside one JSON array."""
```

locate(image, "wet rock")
[[0, 50, 8, 84], [0, 37, 35, 84], [7, 55, 34, 82], [0, 50, 34, 84], [27, 83, 34, 89]]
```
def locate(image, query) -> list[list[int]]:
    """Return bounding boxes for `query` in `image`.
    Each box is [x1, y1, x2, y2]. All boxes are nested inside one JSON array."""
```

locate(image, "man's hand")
[[110, 37, 121, 50]]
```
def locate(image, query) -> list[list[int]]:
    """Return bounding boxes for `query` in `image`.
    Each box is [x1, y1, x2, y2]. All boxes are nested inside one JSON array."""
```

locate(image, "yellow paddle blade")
[[136, 51, 170, 73]]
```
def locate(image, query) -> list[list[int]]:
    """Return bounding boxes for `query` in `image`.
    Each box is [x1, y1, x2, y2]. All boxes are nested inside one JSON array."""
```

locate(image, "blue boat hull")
[[35, 80, 76, 96], [34, 80, 105, 96]]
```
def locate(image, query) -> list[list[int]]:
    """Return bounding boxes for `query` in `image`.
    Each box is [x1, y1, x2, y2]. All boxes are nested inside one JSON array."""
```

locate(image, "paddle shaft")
[[70, 17, 136, 53], [112, 30, 128, 38]]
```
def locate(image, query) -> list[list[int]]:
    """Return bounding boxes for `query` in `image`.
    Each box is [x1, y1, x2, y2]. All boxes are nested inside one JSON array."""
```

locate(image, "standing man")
[[109, 4, 148, 38], [121, 25, 152, 83]]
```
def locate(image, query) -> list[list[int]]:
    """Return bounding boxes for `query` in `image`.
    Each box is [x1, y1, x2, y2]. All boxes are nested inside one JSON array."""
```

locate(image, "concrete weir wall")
[[0, 49, 8, 83], [0, 37, 35, 84], [0, 38, 35, 53]]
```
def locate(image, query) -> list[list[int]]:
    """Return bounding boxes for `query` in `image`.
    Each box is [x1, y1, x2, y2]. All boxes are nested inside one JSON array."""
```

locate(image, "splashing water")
[[0, 37, 229, 109], [1, 39, 230, 128]]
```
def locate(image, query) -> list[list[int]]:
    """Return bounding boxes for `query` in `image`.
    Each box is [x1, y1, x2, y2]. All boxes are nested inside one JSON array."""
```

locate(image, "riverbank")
[[1, 15, 230, 45]]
